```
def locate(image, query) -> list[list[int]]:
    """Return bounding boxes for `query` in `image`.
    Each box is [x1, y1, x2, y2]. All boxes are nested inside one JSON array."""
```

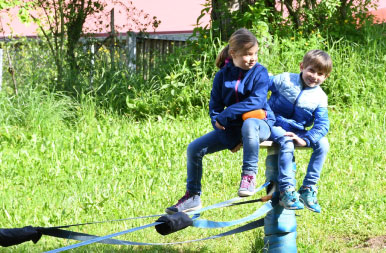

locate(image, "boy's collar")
[[299, 72, 306, 87], [299, 72, 317, 89]]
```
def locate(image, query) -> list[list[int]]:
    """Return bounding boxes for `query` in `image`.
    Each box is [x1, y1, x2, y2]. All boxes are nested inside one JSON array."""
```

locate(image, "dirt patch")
[[330, 235, 386, 250], [361, 235, 386, 249]]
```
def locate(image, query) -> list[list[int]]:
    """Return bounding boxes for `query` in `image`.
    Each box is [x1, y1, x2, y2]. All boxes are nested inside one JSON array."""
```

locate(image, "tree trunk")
[[284, 0, 301, 29], [211, 0, 233, 41]]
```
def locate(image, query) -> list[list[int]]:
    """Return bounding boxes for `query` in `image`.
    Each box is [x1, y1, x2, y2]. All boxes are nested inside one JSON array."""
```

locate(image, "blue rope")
[[41, 218, 264, 246], [44, 181, 271, 252], [187, 181, 270, 215], [45, 202, 272, 252], [44, 222, 162, 253], [193, 201, 273, 228]]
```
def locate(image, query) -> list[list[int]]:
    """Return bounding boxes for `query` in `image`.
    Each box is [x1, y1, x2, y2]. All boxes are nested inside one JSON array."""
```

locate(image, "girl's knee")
[[241, 118, 261, 135], [187, 141, 202, 157], [187, 139, 211, 159], [242, 118, 270, 141]]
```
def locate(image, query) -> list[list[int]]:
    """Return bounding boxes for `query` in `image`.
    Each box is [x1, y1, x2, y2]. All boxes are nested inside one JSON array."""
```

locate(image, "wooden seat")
[[260, 141, 310, 149]]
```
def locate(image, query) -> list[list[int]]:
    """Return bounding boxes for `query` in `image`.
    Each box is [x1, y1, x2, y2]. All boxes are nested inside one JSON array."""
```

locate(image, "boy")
[[268, 49, 332, 213]]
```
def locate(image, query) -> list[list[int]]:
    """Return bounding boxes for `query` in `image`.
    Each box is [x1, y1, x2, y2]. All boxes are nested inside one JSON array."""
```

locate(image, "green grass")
[[0, 90, 385, 252], [0, 22, 385, 252]]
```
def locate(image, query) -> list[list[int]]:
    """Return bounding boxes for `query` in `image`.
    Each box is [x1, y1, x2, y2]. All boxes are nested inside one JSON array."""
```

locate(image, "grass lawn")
[[0, 97, 385, 252]]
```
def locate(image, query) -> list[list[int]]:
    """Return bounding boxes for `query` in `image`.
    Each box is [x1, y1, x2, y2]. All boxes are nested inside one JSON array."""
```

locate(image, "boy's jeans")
[[270, 126, 329, 192], [186, 118, 270, 193]]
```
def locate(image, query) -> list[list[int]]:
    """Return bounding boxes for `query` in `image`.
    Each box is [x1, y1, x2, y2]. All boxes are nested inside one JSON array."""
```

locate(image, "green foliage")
[[231, 1, 276, 45], [0, 89, 384, 251], [0, 21, 385, 252], [1, 0, 161, 92], [2, 23, 385, 118], [0, 5, 384, 252], [200, 0, 379, 41], [0, 38, 57, 91], [258, 24, 386, 107], [0, 0, 23, 10], [124, 56, 212, 118], [323, 32, 386, 106]]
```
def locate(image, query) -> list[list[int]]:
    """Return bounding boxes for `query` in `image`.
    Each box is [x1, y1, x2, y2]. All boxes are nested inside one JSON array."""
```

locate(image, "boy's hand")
[[231, 142, 242, 153], [284, 132, 307, 146], [215, 121, 225, 130]]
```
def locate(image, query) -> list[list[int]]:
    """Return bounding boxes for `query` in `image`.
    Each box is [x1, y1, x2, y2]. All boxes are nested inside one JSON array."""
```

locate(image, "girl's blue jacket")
[[209, 61, 275, 148]]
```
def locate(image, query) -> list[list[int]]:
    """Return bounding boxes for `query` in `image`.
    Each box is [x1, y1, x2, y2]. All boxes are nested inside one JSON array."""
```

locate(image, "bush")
[[1, 23, 385, 118]]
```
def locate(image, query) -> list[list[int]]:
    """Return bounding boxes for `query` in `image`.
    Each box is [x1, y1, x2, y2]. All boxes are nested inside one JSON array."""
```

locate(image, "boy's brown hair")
[[302, 50, 333, 75]]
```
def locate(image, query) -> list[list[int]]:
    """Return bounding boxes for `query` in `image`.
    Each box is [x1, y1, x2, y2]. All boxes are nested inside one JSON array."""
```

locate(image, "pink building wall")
[[130, 0, 210, 33], [371, 0, 386, 22], [0, 0, 385, 38], [0, 0, 209, 37]]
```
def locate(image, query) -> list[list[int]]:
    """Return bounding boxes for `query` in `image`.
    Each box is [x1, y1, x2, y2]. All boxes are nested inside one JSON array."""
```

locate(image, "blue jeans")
[[270, 126, 329, 192], [186, 118, 270, 193]]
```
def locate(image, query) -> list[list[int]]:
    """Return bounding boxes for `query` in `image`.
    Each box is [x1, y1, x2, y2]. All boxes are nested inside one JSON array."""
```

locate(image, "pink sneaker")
[[237, 174, 256, 197]]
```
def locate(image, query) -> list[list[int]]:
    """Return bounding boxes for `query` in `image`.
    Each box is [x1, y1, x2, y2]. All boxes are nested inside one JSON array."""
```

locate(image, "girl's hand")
[[215, 121, 225, 130], [284, 132, 307, 146], [231, 142, 242, 153]]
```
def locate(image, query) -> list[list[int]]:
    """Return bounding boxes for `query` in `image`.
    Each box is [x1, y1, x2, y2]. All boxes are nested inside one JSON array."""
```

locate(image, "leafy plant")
[[1, 0, 160, 92], [197, 0, 379, 41]]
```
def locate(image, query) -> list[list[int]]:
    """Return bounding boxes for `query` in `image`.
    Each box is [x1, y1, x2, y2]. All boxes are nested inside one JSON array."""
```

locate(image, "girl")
[[166, 28, 275, 214]]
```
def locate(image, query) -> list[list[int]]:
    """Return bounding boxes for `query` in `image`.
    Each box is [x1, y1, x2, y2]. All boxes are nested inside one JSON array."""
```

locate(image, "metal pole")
[[264, 147, 297, 252]]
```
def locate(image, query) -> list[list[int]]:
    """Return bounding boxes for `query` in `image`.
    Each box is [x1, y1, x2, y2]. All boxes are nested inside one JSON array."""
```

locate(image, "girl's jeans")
[[186, 118, 270, 193], [270, 126, 329, 192]]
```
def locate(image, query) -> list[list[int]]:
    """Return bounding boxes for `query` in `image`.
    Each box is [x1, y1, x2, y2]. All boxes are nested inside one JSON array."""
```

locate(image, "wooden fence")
[[136, 36, 188, 79], [0, 32, 192, 89], [90, 32, 191, 80]]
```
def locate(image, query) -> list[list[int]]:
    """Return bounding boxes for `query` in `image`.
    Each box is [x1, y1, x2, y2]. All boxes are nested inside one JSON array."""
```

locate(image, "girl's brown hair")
[[215, 28, 258, 69]]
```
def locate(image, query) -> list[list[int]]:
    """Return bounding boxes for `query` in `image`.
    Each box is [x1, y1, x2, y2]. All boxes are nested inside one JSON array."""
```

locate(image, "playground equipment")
[[263, 143, 298, 253], [1, 141, 308, 252]]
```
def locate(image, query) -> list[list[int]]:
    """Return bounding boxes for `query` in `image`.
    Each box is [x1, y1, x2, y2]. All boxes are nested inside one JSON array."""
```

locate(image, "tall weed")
[[1, 39, 57, 92], [0, 89, 76, 133], [1, 24, 385, 117], [260, 27, 385, 107]]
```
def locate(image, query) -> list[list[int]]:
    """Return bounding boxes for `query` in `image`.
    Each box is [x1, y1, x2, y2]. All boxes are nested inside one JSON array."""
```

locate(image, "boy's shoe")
[[299, 185, 321, 213], [279, 187, 304, 210], [165, 191, 202, 215], [238, 174, 256, 197]]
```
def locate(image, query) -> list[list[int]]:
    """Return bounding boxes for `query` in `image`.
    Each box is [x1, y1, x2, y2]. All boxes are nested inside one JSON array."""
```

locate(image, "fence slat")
[[0, 49, 3, 91]]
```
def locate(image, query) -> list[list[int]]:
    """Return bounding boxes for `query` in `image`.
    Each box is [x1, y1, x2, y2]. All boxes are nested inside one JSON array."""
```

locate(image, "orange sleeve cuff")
[[242, 109, 266, 121]]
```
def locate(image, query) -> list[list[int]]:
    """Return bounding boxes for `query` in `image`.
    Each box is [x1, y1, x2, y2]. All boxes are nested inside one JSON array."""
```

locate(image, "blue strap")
[[44, 222, 162, 253], [45, 181, 269, 231], [44, 213, 267, 252], [41, 218, 264, 247], [187, 181, 270, 216], [44, 182, 270, 252], [49, 214, 163, 229], [193, 201, 273, 228]]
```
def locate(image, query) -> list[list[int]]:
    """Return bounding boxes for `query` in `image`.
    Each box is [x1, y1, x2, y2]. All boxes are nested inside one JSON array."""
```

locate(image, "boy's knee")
[[314, 137, 329, 153], [280, 137, 294, 153]]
